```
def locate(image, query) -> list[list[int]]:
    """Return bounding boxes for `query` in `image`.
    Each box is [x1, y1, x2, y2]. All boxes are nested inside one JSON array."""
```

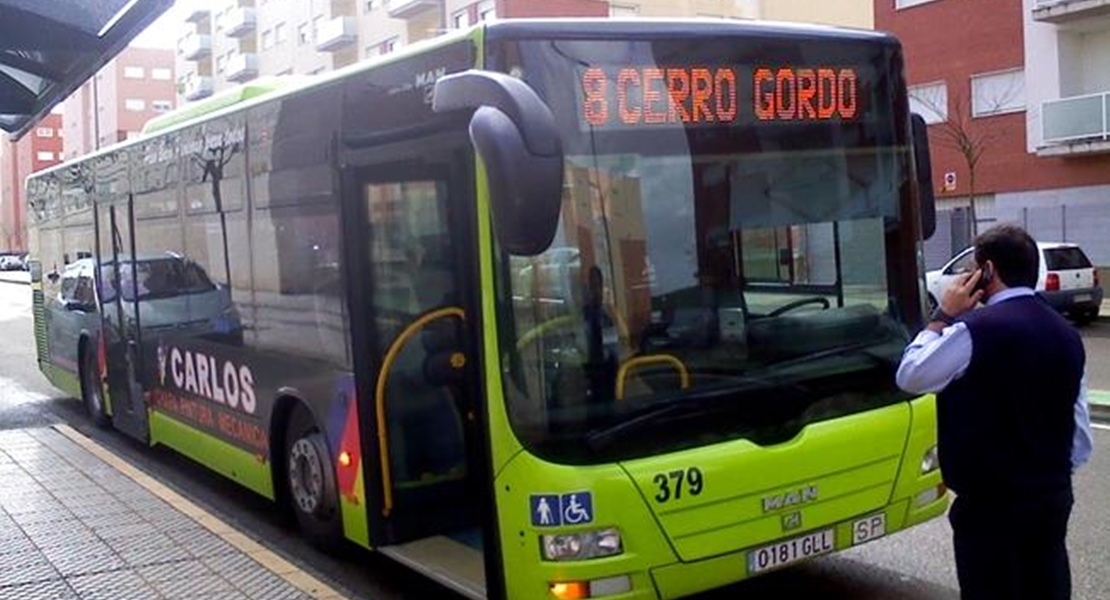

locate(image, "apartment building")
[[177, 0, 873, 103], [0, 113, 62, 252], [877, 0, 1110, 267], [62, 47, 177, 160]]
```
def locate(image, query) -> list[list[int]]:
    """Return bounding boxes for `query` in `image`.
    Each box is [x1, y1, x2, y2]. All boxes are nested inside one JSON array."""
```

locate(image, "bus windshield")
[[493, 35, 918, 464]]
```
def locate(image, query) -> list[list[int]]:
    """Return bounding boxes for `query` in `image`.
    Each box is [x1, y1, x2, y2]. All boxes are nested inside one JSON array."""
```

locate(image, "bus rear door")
[[98, 197, 149, 441]]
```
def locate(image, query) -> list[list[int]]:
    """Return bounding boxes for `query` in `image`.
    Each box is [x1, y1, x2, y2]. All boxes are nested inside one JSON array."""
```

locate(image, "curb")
[[1090, 390, 1110, 424], [1093, 404, 1110, 424]]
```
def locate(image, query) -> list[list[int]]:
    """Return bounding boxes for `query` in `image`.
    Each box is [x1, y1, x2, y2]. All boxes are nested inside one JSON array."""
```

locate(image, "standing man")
[[897, 224, 1092, 600]]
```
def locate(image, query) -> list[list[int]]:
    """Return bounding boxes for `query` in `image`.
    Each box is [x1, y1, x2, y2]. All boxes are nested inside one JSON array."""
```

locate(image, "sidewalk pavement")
[[0, 426, 352, 600], [0, 271, 30, 285]]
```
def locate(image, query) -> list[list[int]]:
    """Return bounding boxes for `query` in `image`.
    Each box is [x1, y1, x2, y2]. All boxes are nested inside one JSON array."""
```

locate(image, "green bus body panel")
[[622, 402, 909, 561], [490, 391, 944, 598], [41, 361, 82, 401], [149, 411, 275, 500], [141, 79, 294, 134], [341, 466, 371, 549]]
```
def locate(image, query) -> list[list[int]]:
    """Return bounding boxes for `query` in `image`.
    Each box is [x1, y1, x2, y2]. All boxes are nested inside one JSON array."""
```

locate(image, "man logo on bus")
[[160, 344, 258, 415], [762, 485, 819, 513]]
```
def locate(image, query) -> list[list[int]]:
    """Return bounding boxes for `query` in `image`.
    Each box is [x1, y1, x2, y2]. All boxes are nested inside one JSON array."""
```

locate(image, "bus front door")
[[345, 137, 489, 598], [99, 199, 149, 442]]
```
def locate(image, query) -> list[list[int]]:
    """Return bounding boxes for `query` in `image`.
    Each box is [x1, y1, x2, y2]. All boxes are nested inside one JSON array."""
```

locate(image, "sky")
[[130, 1, 203, 49]]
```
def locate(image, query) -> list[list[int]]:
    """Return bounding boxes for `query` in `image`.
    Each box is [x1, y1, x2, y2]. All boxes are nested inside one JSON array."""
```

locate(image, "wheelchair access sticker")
[[530, 492, 593, 527]]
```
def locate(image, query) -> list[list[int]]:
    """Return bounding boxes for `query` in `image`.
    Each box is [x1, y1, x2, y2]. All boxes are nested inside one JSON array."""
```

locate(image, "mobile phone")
[[974, 264, 993, 291]]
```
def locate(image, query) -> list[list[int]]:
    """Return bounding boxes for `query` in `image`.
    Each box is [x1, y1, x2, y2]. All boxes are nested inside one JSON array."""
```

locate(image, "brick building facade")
[[877, 0, 1110, 268], [0, 113, 61, 252]]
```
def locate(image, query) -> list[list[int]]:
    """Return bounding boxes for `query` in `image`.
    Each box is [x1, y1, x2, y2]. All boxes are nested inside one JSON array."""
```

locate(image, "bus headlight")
[[541, 527, 622, 561], [921, 445, 940, 474]]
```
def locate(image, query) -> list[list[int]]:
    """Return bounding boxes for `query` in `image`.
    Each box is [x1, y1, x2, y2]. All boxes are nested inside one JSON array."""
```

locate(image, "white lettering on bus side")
[[164, 345, 258, 416]]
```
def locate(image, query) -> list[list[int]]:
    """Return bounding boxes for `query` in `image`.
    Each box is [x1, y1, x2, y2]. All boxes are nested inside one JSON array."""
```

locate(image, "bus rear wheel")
[[80, 342, 110, 428], [285, 405, 343, 549]]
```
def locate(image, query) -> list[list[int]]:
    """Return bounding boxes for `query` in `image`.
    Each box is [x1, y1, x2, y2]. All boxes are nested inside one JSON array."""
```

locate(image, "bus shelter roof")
[[0, 0, 172, 140]]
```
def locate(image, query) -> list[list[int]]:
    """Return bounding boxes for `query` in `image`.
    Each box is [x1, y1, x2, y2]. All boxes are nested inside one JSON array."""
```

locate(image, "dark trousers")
[[949, 487, 1074, 600]]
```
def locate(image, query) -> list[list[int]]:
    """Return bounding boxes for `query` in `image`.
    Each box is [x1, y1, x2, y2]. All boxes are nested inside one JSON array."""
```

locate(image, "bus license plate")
[[747, 529, 835, 574]]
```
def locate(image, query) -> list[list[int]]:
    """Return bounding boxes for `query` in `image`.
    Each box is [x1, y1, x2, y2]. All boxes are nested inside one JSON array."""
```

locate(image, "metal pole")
[[92, 75, 101, 151]]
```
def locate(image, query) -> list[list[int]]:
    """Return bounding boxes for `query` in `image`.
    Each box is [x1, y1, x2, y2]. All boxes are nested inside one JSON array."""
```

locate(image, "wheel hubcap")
[[289, 437, 325, 515]]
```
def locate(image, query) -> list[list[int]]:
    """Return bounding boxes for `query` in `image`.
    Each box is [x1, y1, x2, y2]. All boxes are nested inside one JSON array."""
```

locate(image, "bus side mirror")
[[911, 113, 936, 241], [433, 70, 564, 256]]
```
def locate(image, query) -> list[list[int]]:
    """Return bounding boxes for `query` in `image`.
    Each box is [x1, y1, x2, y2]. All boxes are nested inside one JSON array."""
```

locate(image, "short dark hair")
[[973, 224, 1039, 288]]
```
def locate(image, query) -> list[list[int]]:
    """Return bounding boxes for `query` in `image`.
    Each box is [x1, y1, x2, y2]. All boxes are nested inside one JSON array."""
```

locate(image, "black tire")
[[285, 405, 344, 549], [80, 342, 111, 428]]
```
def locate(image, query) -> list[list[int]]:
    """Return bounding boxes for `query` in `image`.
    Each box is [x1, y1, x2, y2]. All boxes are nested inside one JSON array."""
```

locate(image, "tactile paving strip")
[[0, 428, 347, 600]]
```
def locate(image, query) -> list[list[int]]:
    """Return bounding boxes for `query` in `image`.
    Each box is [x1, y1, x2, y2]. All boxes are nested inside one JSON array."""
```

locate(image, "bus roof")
[[28, 17, 897, 185], [482, 17, 896, 45]]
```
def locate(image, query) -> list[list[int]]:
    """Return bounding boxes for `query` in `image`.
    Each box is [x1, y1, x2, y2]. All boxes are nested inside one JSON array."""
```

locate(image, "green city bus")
[[27, 19, 944, 600]]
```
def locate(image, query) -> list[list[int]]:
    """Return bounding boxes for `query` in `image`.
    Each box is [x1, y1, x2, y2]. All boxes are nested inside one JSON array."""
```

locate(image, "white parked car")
[[925, 242, 1102, 325]]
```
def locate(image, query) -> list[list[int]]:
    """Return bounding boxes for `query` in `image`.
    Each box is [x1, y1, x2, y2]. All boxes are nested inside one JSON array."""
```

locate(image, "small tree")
[[912, 79, 1022, 238], [933, 94, 991, 237]]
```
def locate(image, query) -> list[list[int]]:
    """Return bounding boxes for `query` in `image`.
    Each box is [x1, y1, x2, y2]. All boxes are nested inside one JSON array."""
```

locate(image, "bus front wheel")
[[80, 341, 110, 428], [285, 405, 343, 549]]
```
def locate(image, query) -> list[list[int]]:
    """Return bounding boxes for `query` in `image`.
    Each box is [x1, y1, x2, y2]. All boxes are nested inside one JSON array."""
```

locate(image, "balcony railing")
[[180, 35, 212, 60], [226, 54, 259, 83], [185, 8, 210, 23], [388, 0, 441, 19], [184, 77, 214, 101], [1032, 0, 1110, 23], [1042, 91, 1110, 145], [315, 16, 357, 52], [222, 7, 256, 37]]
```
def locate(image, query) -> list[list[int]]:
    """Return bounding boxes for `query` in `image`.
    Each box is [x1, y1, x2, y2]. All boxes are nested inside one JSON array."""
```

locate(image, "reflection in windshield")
[[101, 257, 216, 302], [499, 152, 913, 464]]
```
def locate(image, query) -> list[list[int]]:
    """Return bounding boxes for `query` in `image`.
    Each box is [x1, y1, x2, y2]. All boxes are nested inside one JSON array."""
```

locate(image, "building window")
[[151, 67, 172, 80], [908, 81, 948, 125], [610, 4, 639, 17], [298, 22, 310, 44], [262, 29, 274, 50], [895, 0, 941, 8], [124, 98, 146, 112], [123, 66, 145, 79], [478, 0, 496, 21], [382, 37, 397, 54], [152, 100, 173, 113], [37, 151, 53, 161], [36, 127, 54, 138], [971, 69, 1025, 117], [275, 22, 287, 44], [216, 55, 227, 75], [451, 9, 469, 28]]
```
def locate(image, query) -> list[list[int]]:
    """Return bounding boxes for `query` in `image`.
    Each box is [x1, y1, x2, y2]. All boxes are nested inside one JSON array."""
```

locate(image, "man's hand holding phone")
[[940, 269, 986, 319]]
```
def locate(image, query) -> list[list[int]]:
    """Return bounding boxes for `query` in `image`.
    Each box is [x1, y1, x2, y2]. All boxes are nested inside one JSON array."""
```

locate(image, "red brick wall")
[[499, 0, 609, 18], [876, 0, 1110, 198]]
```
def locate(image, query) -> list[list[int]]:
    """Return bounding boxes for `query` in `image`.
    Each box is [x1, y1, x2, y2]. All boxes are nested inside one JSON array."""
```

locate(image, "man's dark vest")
[[938, 295, 1084, 494]]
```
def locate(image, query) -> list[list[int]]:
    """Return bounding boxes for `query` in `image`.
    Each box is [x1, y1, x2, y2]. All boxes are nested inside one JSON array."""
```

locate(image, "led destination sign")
[[579, 66, 861, 129]]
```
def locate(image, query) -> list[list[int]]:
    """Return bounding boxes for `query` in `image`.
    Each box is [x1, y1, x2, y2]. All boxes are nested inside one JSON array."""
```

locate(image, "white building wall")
[[1023, 0, 1062, 152]]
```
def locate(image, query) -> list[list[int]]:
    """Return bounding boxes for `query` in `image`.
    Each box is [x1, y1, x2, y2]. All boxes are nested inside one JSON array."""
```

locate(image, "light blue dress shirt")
[[896, 287, 1093, 471]]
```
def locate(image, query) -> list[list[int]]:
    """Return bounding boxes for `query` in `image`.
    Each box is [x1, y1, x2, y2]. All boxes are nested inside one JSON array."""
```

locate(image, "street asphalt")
[[1, 277, 1108, 599]]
